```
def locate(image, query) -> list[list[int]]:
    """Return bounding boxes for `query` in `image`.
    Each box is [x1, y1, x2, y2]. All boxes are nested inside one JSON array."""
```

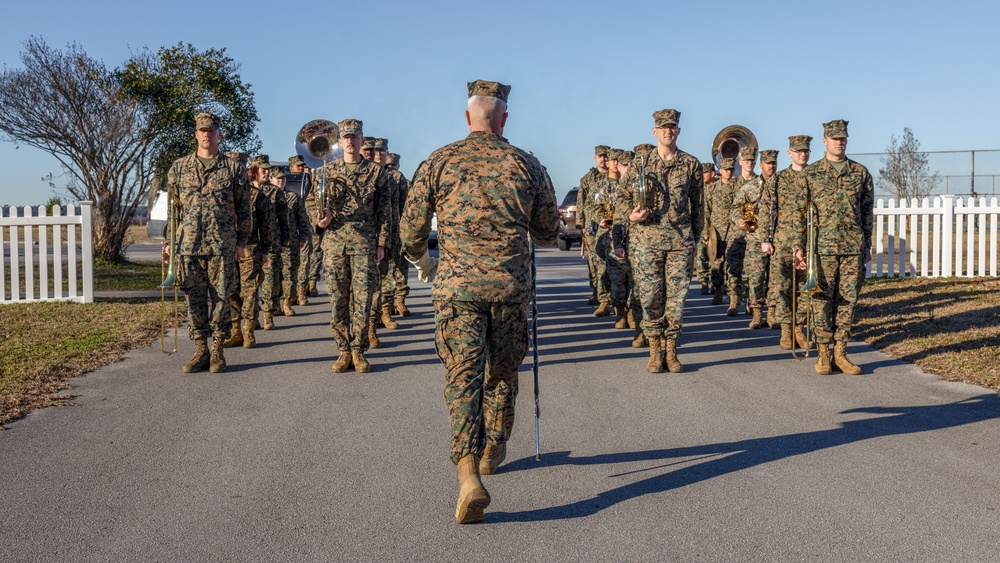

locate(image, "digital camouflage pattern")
[[732, 175, 772, 310], [436, 300, 527, 463], [303, 186, 324, 286], [614, 149, 703, 340], [378, 167, 405, 303], [230, 184, 274, 324], [167, 153, 251, 340], [400, 128, 558, 465], [259, 182, 290, 312], [167, 154, 251, 255], [604, 176, 629, 307], [702, 177, 739, 290], [389, 169, 411, 297], [296, 172, 315, 293], [766, 166, 810, 325], [401, 130, 560, 302], [316, 158, 392, 351], [800, 157, 874, 343], [282, 188, 313, 300], [579, 167, 610, 303]]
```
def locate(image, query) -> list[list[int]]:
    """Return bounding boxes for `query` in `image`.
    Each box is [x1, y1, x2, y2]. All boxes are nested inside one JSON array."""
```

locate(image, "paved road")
[[2, 248, 999, 562]]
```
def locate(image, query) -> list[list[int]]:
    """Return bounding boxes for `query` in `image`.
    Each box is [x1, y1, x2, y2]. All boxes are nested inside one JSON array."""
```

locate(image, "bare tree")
[[878, 128, 941, 201], [0, 37, 153, 262]]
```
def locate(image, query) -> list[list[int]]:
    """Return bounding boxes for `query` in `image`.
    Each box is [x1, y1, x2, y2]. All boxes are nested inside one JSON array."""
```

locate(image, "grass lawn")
[[0, 270, 997, 426]]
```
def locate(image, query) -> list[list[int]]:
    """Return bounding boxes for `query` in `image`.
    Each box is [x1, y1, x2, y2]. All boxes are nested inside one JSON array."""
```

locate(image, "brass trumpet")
[[791, 201, 821, 359], [159, 190, 183, 354]]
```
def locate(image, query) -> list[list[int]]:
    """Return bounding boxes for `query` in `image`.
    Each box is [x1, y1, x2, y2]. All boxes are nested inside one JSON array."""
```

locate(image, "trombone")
[[791, 201, 821, 359], [159, 190, 183, 354]]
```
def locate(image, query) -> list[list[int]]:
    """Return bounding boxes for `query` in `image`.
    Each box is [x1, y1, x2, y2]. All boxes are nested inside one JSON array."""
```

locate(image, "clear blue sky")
[[0, 0, 997, 207]]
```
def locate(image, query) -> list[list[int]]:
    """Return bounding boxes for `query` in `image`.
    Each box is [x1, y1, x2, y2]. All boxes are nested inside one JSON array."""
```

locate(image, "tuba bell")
[[711, 125, 758, 178], [295, 119, 342, 210]]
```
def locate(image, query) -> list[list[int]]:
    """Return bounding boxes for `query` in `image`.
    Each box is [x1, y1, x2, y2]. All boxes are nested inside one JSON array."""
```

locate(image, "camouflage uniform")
[[388, 162, 411, 301], [292, 165, 315, 297], [703, 169, 738, 293], [799, 145, 874, 344], [316, 146, 391, 354], [167, 152, 251, 341], [616, 137, 703, 342], [259, 175, 290, 314], [303, 184, 324, 291], [232, 184, 274, 324], [400, 81, 560, 464], [578, 149, 609, 303], [606, 152, 634, 309], [281, 186, 312, 304], [726, 170, 758, 301], [766, 159, 810, 326], [731, 171, 772, 312], [695, 162, 716, 288]]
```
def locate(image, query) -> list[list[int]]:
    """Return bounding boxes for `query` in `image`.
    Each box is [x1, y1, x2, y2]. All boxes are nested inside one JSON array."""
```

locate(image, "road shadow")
[[487, 394, 1000, 523]]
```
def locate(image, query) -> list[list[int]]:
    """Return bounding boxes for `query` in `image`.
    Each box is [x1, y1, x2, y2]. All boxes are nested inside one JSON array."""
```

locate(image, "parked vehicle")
[[557, 187, 581, 251], [146, 190, 168, 239]]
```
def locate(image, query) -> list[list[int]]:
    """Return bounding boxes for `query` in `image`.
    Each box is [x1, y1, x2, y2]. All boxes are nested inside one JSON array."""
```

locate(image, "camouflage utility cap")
[[653, 109, 680, 127], [634, 143, 655, 156], [595, 145, 610, 157], [607, 148, 622, 161], [788, 135, 813, 151], [720, 157, 735, 169], [739, 146, 757, 162], [618, 151, 635, 165], [701, 162, 716, 174], [823, 119, 849, 138], [339, 119, 363, 138], [271, 168, 285, 179], [288, 155, 305, 167], [250, 155, 271, 169], [195, 112, 222, 131], [760, 150, 778, 163], [387, 153, 400, 165], [361, 137, 375, 150], [467, 79, 511, 103], [373, 138, 388, 151]]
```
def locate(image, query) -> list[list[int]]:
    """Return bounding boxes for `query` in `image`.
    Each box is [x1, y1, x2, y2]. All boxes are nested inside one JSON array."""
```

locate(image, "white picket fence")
[[0, 202, 94, 304], [872, 195, 1000, 278]]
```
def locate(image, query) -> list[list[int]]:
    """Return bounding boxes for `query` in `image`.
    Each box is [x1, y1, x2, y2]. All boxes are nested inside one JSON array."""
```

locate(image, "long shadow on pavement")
[[487, 394, 1000, 523]]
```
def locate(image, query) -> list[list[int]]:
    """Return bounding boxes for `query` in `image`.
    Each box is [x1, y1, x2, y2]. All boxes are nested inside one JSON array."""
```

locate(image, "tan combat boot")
[[368, 326, 381, 349], [779, 324, 793, 350], [352, 350, 371, 373], [749, 308, 762, 329], [308, 280, 318, 296], [767, 313, 778, 329], [455, 454, 491, 524], [587, 290, 599, 306], [282, 297, 296, 317], [209, 337, 226, 373], [594, 301, 612, 317], [613, 306, 628, 329], [726, 294, 739, 317], [833, 341, 863, 375], [395, 295, 411, 317], [479, 443, 507, 475], [243, 320, 256, 349], [297, 285, 309, 306], [331, 351, 352, 373], [815, 342, 832, 375], [626, 308, 637, 330], [381, 304, 399, 330], [182, 338, 210, 373], [794, 326, 811, 350], [263, 311, 275, 330], [646, 337, 664, 373], [663, 338, 683, 373], [711, 288, 723, 305], [631, 331, 647, 349], [252, 314, 261, 330], [222, 322, 243, 348]]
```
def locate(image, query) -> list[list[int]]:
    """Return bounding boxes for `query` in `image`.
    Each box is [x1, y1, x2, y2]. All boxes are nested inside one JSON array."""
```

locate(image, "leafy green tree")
[[119, 42, 261, 196], [0, 38, 260, 263]]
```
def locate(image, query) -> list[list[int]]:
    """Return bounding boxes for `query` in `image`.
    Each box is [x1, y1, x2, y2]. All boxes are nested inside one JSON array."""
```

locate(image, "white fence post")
[[941, 195, 954, 277], [81, 201, 93, 303]]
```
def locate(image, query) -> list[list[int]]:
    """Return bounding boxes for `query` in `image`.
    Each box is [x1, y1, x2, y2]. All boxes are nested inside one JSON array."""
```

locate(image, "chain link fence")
[[847, 149, 1000, 201]]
